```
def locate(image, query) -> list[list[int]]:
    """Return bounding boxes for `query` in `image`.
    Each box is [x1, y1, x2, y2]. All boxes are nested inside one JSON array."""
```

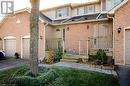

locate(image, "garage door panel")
[[125, 30, 130, 64], [4, 39, 16, 57], [22, 38, 30, 59]]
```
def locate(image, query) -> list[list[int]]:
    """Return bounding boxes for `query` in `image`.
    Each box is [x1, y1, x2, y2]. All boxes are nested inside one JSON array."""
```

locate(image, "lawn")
[[0, 66, 119, 86]]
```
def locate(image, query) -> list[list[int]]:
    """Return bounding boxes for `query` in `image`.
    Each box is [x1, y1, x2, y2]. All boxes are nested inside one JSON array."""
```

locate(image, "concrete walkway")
[[0, 58, 28, 71], [116, 65, 130, 86], [39, 62, 117, 76]]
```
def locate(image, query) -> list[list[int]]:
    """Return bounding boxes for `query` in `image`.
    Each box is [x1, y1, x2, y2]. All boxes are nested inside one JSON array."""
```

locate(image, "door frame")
[[21, 35, 40, 59], [21, 35, 30, 59], [124, 27, 130, 65]]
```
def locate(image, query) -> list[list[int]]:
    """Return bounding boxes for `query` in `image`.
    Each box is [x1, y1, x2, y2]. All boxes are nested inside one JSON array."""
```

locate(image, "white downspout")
[[43, 23, 48, 60], [107, 14, 115, 62]]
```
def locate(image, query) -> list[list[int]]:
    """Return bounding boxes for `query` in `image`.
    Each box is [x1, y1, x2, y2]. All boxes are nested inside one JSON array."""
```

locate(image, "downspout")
[[43, 23, 48, 60], [107, 14, 115, 62]]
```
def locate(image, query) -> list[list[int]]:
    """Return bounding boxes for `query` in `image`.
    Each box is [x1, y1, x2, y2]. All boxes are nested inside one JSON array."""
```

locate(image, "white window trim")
[[77, 7, 85, 15], [56, 7, 69, 19]]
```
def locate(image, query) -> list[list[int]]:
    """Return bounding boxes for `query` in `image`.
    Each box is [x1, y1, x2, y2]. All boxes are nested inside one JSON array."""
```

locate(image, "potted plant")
[[14, 52, 20, 59]]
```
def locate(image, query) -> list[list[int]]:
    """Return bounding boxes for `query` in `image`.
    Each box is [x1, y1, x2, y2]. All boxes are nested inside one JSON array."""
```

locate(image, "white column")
[[87, 39, 89, 58], [79, 40, 81, 55]]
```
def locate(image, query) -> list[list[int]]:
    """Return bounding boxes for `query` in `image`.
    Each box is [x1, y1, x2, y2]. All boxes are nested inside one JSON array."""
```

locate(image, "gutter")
[[107, 14, 115, 62], [43, 23, 48, 59], [51, 18, 108, 26]]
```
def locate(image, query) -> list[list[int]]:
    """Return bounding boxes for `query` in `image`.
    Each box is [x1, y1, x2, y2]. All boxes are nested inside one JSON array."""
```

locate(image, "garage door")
[[4, 39, 16, 57], [22, 38, 30, 59], [125, 29, 130, 64]]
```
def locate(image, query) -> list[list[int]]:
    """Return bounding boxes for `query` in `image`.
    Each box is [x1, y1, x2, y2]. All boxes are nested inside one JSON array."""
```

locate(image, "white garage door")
[[4, 39, 16, 57], [22, 38, 30, 59], [125, 29, 130, 64]]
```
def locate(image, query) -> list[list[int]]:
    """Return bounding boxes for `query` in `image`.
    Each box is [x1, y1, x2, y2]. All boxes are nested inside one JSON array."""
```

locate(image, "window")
[[106, 0, 114, 11], [77, 7, 84, 15], [114, 0, 122, 6], [56, 8, 69, 18], [87, 5, 95, 14]]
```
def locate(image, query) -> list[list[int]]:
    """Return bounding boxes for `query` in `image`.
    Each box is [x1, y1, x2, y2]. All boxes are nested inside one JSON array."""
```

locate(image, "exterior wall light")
[[118, 27, 122, 33], [40, 36, 43, 40], [67, 27, 69, 31], [87, 25, 89, 29]]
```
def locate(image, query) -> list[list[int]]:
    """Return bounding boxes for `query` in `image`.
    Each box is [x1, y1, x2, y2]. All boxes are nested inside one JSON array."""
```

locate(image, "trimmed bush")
[[14, 52, 20, 59], [12, 69, 59, 86], [95, 49, 107, 64], [54, 49, 63, 62], [37, 69, 59, 85]]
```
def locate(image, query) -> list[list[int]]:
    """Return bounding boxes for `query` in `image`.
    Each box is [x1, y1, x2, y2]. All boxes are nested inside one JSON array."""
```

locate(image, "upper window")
[[106, 0, 114, 11], [56, 8, 69, 18], [114, 0, 122, 6], [87, 5, 95, 14], [77, 7, 84, 15]]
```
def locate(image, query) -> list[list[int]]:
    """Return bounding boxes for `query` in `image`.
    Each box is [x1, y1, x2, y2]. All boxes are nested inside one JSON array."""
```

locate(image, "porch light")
[[118, 27, 121, 33], [67, 27, 69, 31], [40, 36, 43, 40], [87, 25, 89, 29]]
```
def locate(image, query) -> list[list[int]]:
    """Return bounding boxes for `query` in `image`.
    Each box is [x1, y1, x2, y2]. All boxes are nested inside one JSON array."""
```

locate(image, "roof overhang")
[[0, 8, 45, 27], [41, 0, 100, 12], [108, 0, 128, 15], [51, 18, 108, 26]]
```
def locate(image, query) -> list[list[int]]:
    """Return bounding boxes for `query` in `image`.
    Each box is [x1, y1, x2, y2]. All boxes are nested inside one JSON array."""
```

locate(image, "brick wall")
[[114, 1, 130, 64], [0, 11, 45, 60]]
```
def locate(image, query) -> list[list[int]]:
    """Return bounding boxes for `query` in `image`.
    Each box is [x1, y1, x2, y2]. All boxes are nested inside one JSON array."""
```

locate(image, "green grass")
[[0, 66, 119, 86]]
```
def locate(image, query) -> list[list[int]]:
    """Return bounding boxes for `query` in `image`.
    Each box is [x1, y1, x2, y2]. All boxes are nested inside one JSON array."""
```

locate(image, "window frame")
[[77, 7, 85, 15], [86, 5, 95, 14], [56, 7, 69, 18]]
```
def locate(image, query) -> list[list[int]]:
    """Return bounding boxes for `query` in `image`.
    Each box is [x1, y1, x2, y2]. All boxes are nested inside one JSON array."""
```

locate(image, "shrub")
[[95, 49, 107, 64], [37, 69, 59, 85], [12, 69, 59, 86], [54, 49, 63, 62], [14, 52, 20, 59]]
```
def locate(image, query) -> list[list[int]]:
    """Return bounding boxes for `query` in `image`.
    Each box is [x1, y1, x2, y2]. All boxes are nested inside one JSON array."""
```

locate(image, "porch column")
[[79, 40, 81, 55], [87, 39, 89, 58], [43, 23, 48, 59], [63, 40, 65, 53]]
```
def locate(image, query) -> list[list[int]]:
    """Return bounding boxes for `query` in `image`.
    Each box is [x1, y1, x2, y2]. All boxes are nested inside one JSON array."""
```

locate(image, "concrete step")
[[63, 57, 79, 60], [60, 59, 78, 63]]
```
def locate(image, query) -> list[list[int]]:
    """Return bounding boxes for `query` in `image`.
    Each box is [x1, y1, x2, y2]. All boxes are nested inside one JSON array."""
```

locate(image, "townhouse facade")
[[1, 0, 130, 65], [42, 0, 122, 59]]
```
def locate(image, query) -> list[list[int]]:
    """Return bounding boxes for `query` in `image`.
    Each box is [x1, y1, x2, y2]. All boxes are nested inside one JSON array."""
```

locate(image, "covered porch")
[[45, 21, 113, 61]]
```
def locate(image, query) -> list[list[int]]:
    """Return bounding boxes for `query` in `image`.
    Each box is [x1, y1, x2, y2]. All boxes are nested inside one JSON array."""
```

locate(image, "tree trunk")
[[30, 0, 39, 76]]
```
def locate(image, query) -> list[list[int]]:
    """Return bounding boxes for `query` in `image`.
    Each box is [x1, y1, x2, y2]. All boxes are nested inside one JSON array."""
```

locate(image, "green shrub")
[[12, 69, 59, 86], [54, 49, 63, 62], [37, 69, 59, 85], [14, 52, 20, 59], [95, 49, 107, 64]]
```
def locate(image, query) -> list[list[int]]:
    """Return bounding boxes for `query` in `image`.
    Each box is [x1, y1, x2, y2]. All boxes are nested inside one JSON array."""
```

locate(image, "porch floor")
[[61, 54, 88, 63]]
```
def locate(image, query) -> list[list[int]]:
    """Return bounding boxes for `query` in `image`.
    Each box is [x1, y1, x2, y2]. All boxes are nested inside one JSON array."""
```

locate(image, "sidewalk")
[[39, 62, 117, 76]]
